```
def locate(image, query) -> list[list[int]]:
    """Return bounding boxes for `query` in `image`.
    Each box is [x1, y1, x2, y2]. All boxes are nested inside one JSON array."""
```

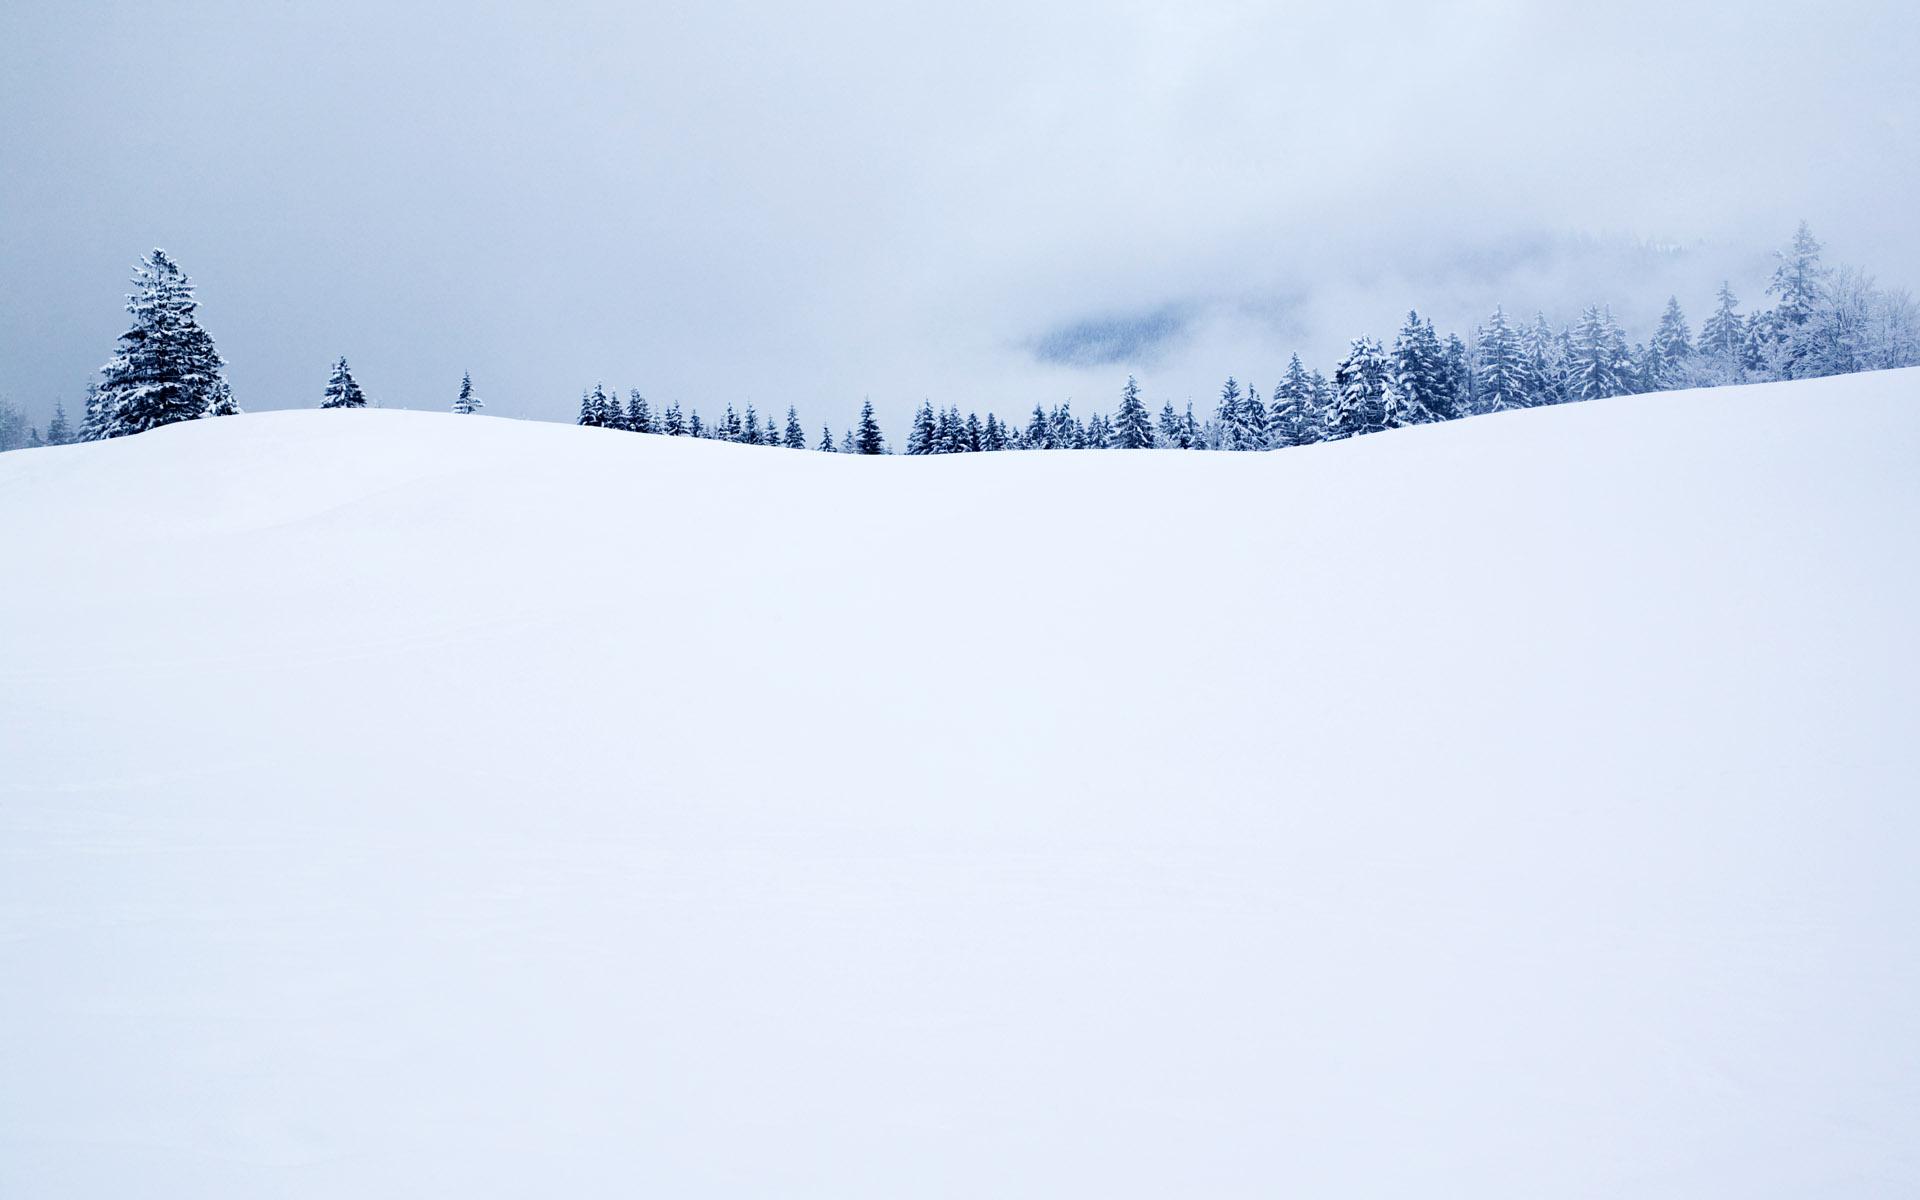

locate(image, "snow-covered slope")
[[3, 372, 1918, 1198]]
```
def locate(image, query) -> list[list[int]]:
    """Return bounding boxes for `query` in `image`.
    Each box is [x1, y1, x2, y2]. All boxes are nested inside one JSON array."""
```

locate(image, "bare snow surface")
[[3, 371, 1919, 1198]]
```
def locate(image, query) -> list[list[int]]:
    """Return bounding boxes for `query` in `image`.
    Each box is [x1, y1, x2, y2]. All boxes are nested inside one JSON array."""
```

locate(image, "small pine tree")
[[628, 391, 655, 433], [1111, 376, 1154, 448], [818, 424, 837, 452], [45, 402, 73, 446], [663, 402, 686, 436], [855, 400, 885, 454], [783, 406, 807, 449], [453, 371, 482, 414], [322, 357, 368, 409]]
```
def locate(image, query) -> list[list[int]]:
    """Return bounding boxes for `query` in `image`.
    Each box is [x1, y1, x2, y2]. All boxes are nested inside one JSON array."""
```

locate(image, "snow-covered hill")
[[4, 371, 1918, 1198]]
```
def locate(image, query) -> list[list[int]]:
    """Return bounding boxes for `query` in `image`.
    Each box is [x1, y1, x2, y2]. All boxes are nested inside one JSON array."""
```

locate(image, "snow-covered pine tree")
[[721, 403, 744, 442], [1384, 312, 1444, 427], [1442, 333, 1472, 418], [906, 401, 937, 455], [1267, 353, 1314, 446], [783, 406, 807, 449], [1049, 401, 1081, 449], [453, 372, 482, 414], [1698, 282, 1744, 382], [95, 249, 234, 437], [688, 411, 706, 438], [934, 405, 965, 454], [1025, 404, 1050, 449], [321, 357, 368, 409], [1648, 297, 1693, 389], [1213, 377, 1245, 450], [1565, 307, 1635, 401], [1523, 313, 1566, 405], [1475, 307, 1528, 411], [663, 401, 686, 435], [629, 391, 655, 433], [1085, 411, 1113, 448], [855, 400, 885, 454], [1156, 401, 1182, 448], [818, 424, 837, 452], [840, 427, 855, 454], [45, 402, 73, 445], [964, 411, 984, 452], [1111, 375, 1154, 448], [1328, 336, 1388, 438], [744, 405, 762, 445], [1243, 382, 1269, 447]]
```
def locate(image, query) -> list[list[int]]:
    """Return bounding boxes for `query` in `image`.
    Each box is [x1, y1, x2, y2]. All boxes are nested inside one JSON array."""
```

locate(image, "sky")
[[2, 0, 1916, 434]]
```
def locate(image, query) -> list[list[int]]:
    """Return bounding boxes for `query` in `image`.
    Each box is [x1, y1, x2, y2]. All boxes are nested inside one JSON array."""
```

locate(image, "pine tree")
[[1329, 337, 1388, 438], [1384, 312, 1444, 427], [1214, 377, 1247, 449], [817, 424, 837, 452], [1267, 354, 1316, 446], [1566, 307, 1634, 401], [783, 406, 807, 449], [1648, 297, 1693, 388], [1049, 401, 1081, 449], [1698, 282, 1745, 381], [855, 400, 885, 454], [1111, 375, 1154, 448], [744, 405, 762, 445], [1442, 333, 1472, 417], [1025, 404, 1051, 449], [964, 411, 984, 452], [663, 402, 686, 436], [45, 402, 73, 446], [1768, 221, 1827, 331], [906, 401, 937, 455], [95, 249, 234, 437], [982, 412, 1009, 452], [1523, 313, 1566, 406], [688, 412, 706, 438], [1475, 307, 1528, 411], [321, 357, 368, 409], [628, 391, 655, 433], [453, 371, 482, 414]]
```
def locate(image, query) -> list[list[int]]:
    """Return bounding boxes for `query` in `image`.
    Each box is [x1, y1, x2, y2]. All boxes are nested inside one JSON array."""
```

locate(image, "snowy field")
[[3, 370, 1917, 1197]]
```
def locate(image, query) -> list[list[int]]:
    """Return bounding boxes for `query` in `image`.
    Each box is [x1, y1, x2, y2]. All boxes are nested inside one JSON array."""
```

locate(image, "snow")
[[3, 370, 1918, 1197]]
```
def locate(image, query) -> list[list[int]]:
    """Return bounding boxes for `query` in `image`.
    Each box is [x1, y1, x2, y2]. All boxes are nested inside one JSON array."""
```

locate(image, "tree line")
[[3, 224, 1914, 455]]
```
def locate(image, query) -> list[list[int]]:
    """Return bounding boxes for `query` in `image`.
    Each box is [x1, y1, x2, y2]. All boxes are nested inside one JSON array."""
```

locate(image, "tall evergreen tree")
[[855, 399, 885, 454], [1523, 313, 1566, 406], [663, 401, 686, 435], [1268, 353, 1317, 446], [1025, 404, 1051, 449], [1111, 375, 1154, 448], [1698, 282, 1745, 381], [817, 424, 837, 452], [96, 249, 234, 437], [1648, 297, 1693, 389], [1384, 311, 1445, 426], [1329, 337, 1388, 438], [1214, 377, 1248, 449], [783, 406, 807, 449], [321, 357, 368, 409], [453, 371, 482, 414], [1565, 307, 1633, 401], [1476, 307, 1528, 411], [906, 401, 937, 455]]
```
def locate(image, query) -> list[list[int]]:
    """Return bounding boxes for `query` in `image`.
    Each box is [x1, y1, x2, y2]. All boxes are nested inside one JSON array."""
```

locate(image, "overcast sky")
[[3, 0, 1915, 433]]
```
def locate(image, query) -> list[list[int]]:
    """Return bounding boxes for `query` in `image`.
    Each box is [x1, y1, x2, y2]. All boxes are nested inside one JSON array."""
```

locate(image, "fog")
[[2, 0, 1915, 431]]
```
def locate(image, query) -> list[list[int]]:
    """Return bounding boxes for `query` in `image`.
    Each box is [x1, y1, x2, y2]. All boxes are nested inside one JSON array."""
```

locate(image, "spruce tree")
[[855, 400, 885, 454], [96, 249, 234, 437], [1329, 337, 1388, 438], [783, 406, 807, 449], [1699, 283, 1745, 381], [453, 371, 482, 414], [663, 402, 686, 436], [1214, 377, 1246, 449], [1649, 297, 1693, 388], [322, 357, 368, 409], [1111, 376, 1154, 448], [906, 401, 937, 454], [1025, 404, 1051, 449], [818, 424, 837, 452], [45, 403, 73, 446], [1385, 312, 1445, 426], [629, 391, 655, 433], [1475, 307, 1527, 411]]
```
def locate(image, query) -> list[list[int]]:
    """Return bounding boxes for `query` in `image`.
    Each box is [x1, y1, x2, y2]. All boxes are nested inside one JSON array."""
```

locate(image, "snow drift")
[[3, 371, 1918, 1198]]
